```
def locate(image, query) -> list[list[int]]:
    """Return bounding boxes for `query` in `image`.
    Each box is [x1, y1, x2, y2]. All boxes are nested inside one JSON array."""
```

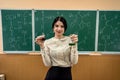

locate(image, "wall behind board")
[[0, 0, 120, 10]]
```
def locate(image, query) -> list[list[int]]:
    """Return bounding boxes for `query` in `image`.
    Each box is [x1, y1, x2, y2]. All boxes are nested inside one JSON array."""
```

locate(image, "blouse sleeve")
[[40, 42, 52, 67], [70, 43, 79, 65]]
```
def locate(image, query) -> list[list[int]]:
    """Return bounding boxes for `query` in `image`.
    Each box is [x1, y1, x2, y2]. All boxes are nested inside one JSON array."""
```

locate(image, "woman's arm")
[[70, 43, 79, 65], [40, 43, 52, 67], [69, 34, 79, 64], [35, 35, 52, 67]]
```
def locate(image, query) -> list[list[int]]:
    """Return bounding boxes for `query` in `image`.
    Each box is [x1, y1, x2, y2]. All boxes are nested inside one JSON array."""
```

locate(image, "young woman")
[[35, 16, 78, 80]]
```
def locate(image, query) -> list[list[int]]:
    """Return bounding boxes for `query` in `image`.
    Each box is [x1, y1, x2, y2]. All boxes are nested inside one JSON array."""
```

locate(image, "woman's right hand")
[[35, 35, 45, 48]]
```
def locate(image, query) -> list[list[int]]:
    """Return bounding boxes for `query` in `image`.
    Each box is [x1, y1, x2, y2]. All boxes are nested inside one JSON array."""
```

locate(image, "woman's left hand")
[[70, 34, 78, 43]]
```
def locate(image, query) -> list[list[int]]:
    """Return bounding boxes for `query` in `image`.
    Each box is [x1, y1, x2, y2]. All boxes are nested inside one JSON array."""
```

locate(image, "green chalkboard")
[[2, 10, 120, 53], [35, 10, 97, 51], [2, 10, 32, 51], [98, 11, 120, 51]]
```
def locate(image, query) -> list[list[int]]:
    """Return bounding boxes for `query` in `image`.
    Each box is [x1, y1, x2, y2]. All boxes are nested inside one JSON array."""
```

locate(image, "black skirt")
[[45, 66, 72, 80]]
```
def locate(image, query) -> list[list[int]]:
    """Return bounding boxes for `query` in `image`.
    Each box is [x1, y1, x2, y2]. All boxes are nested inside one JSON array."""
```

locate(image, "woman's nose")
[[57, 27, 62, 30]]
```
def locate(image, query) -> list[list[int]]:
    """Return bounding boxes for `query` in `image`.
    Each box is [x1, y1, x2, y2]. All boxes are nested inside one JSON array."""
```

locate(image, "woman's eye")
[[55, 25, 59, 27], [61, 26, 64, 28]]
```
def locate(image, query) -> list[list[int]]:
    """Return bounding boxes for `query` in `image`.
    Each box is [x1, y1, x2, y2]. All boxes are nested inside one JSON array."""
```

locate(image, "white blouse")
[[41, 36, 78, 67]]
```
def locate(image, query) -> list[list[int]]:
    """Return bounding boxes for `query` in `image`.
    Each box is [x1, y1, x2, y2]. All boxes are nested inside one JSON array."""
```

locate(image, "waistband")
[[51, 66, 71, 69]]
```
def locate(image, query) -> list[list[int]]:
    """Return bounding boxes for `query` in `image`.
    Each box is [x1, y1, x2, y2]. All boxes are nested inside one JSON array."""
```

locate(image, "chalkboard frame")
[[1, 9, 120, 54]]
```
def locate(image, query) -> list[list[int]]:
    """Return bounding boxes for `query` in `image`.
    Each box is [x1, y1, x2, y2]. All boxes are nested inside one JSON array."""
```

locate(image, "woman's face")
[[53, 20, 65, 37]]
